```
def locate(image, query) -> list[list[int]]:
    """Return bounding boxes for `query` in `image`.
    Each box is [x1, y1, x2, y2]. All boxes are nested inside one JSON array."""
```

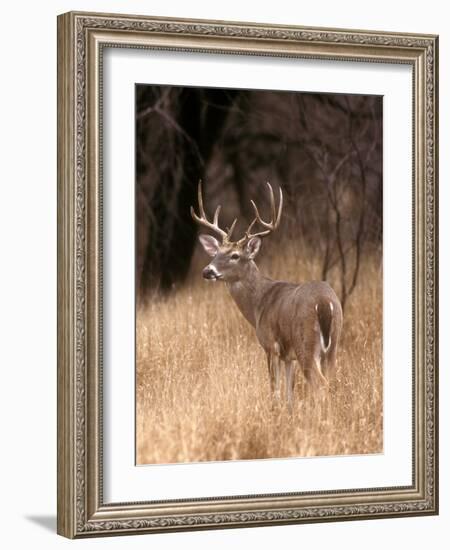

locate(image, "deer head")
[[191, 181, 283, 282]]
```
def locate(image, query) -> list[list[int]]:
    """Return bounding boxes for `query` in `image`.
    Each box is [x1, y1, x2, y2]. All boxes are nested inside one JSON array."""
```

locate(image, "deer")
[[191, 181, 343, 409]]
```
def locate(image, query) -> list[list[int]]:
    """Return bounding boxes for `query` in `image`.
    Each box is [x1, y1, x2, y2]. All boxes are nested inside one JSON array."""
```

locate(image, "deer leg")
[[322, 343, 338, 380], [267, 353, 275, 396], [285, 360, 296, 411], [267, 352, 281, 403], [302, 351, 329, 393], [273, 355, 281, 400], [272, 343, 282, 400], [303, 364, 320, 391], [314, 354, 330, 390]]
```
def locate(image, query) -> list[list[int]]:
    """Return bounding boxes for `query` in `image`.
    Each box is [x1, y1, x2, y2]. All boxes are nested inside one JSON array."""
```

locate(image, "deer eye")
[[230, 253, 240, 261]]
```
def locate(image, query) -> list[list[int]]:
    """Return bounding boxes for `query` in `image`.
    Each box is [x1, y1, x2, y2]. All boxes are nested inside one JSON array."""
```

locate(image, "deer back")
[[254, 280, 342, 359]]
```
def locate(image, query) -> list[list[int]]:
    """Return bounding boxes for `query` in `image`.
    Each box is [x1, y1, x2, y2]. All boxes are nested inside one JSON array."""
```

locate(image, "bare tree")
[[136, 86, 238, 294]]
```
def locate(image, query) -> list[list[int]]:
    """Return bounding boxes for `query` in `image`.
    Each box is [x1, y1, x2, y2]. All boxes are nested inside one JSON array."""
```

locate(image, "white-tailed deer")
[[191, 182, 343, 408]]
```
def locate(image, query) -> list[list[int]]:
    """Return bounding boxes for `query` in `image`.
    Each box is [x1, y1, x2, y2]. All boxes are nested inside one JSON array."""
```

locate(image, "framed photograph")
[[57, 11, 439, 538]]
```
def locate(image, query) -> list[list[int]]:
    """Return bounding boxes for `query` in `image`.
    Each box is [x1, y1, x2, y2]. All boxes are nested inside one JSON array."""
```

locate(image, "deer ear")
[[198, 234, 220, 257], [245, 236, 262, 259]]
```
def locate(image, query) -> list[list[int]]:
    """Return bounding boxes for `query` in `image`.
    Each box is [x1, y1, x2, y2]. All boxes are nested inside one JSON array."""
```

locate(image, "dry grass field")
[[136, 244, 383, 465]]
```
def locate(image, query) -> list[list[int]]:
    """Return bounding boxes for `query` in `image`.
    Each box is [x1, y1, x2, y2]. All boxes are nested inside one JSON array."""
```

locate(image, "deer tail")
[[315, 301, 334, 354]]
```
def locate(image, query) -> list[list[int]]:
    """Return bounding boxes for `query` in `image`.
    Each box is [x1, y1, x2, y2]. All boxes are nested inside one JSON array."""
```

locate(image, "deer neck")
[[226, 262, 269, 328]]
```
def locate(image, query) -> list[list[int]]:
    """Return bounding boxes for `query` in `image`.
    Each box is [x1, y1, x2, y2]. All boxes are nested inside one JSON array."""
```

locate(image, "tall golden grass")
[[136, 244, 383, 464]]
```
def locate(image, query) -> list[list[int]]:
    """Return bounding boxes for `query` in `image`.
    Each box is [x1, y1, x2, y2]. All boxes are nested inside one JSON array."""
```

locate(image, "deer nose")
[[203, 266, 218, 280]]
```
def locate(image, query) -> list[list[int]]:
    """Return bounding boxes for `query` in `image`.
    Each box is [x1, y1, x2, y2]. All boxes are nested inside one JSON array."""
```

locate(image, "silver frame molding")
[[57, 11, 439, 538]]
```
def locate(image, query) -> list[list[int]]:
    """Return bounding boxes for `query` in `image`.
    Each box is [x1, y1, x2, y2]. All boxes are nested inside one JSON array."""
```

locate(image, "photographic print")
[[135, 85, 383, 465]]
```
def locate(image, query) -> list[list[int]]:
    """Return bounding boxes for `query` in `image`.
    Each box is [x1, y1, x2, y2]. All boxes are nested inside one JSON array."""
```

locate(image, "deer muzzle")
[[202, 265, 221, 280]]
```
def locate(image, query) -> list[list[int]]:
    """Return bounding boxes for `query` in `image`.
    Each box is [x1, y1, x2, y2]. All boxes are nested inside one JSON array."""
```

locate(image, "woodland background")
[[136, 86, 382, 309]]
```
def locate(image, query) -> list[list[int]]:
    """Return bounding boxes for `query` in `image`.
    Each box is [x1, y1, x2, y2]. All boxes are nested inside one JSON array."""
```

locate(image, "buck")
[[191, 182, 343, 408]]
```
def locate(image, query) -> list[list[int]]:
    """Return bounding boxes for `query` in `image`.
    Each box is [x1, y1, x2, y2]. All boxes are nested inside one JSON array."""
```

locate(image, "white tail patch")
[[319, 331, 331, 354], [316, 302, 333, 354]]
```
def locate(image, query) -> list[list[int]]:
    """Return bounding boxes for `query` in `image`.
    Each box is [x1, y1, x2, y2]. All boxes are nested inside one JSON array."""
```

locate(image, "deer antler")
[[191, 181, 237, 243], [238, 182, 283, 244]]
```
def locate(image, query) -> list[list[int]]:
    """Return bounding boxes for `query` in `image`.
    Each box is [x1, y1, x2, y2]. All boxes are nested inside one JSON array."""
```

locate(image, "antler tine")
[[267, 181, 276, 225], [248, 200, 272, 238], [259, 182, 283, 229], [213, 205, 221, 226], [190, 181, 229, 241], [246, 217, 258, 236], [275, 185, 283, 226], [238, 182, 283, 243], [227, 218, 238, 240]]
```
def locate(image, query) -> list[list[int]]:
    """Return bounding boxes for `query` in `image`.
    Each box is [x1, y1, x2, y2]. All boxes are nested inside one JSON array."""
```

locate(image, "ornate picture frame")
[[57, 11, 438, 538]]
